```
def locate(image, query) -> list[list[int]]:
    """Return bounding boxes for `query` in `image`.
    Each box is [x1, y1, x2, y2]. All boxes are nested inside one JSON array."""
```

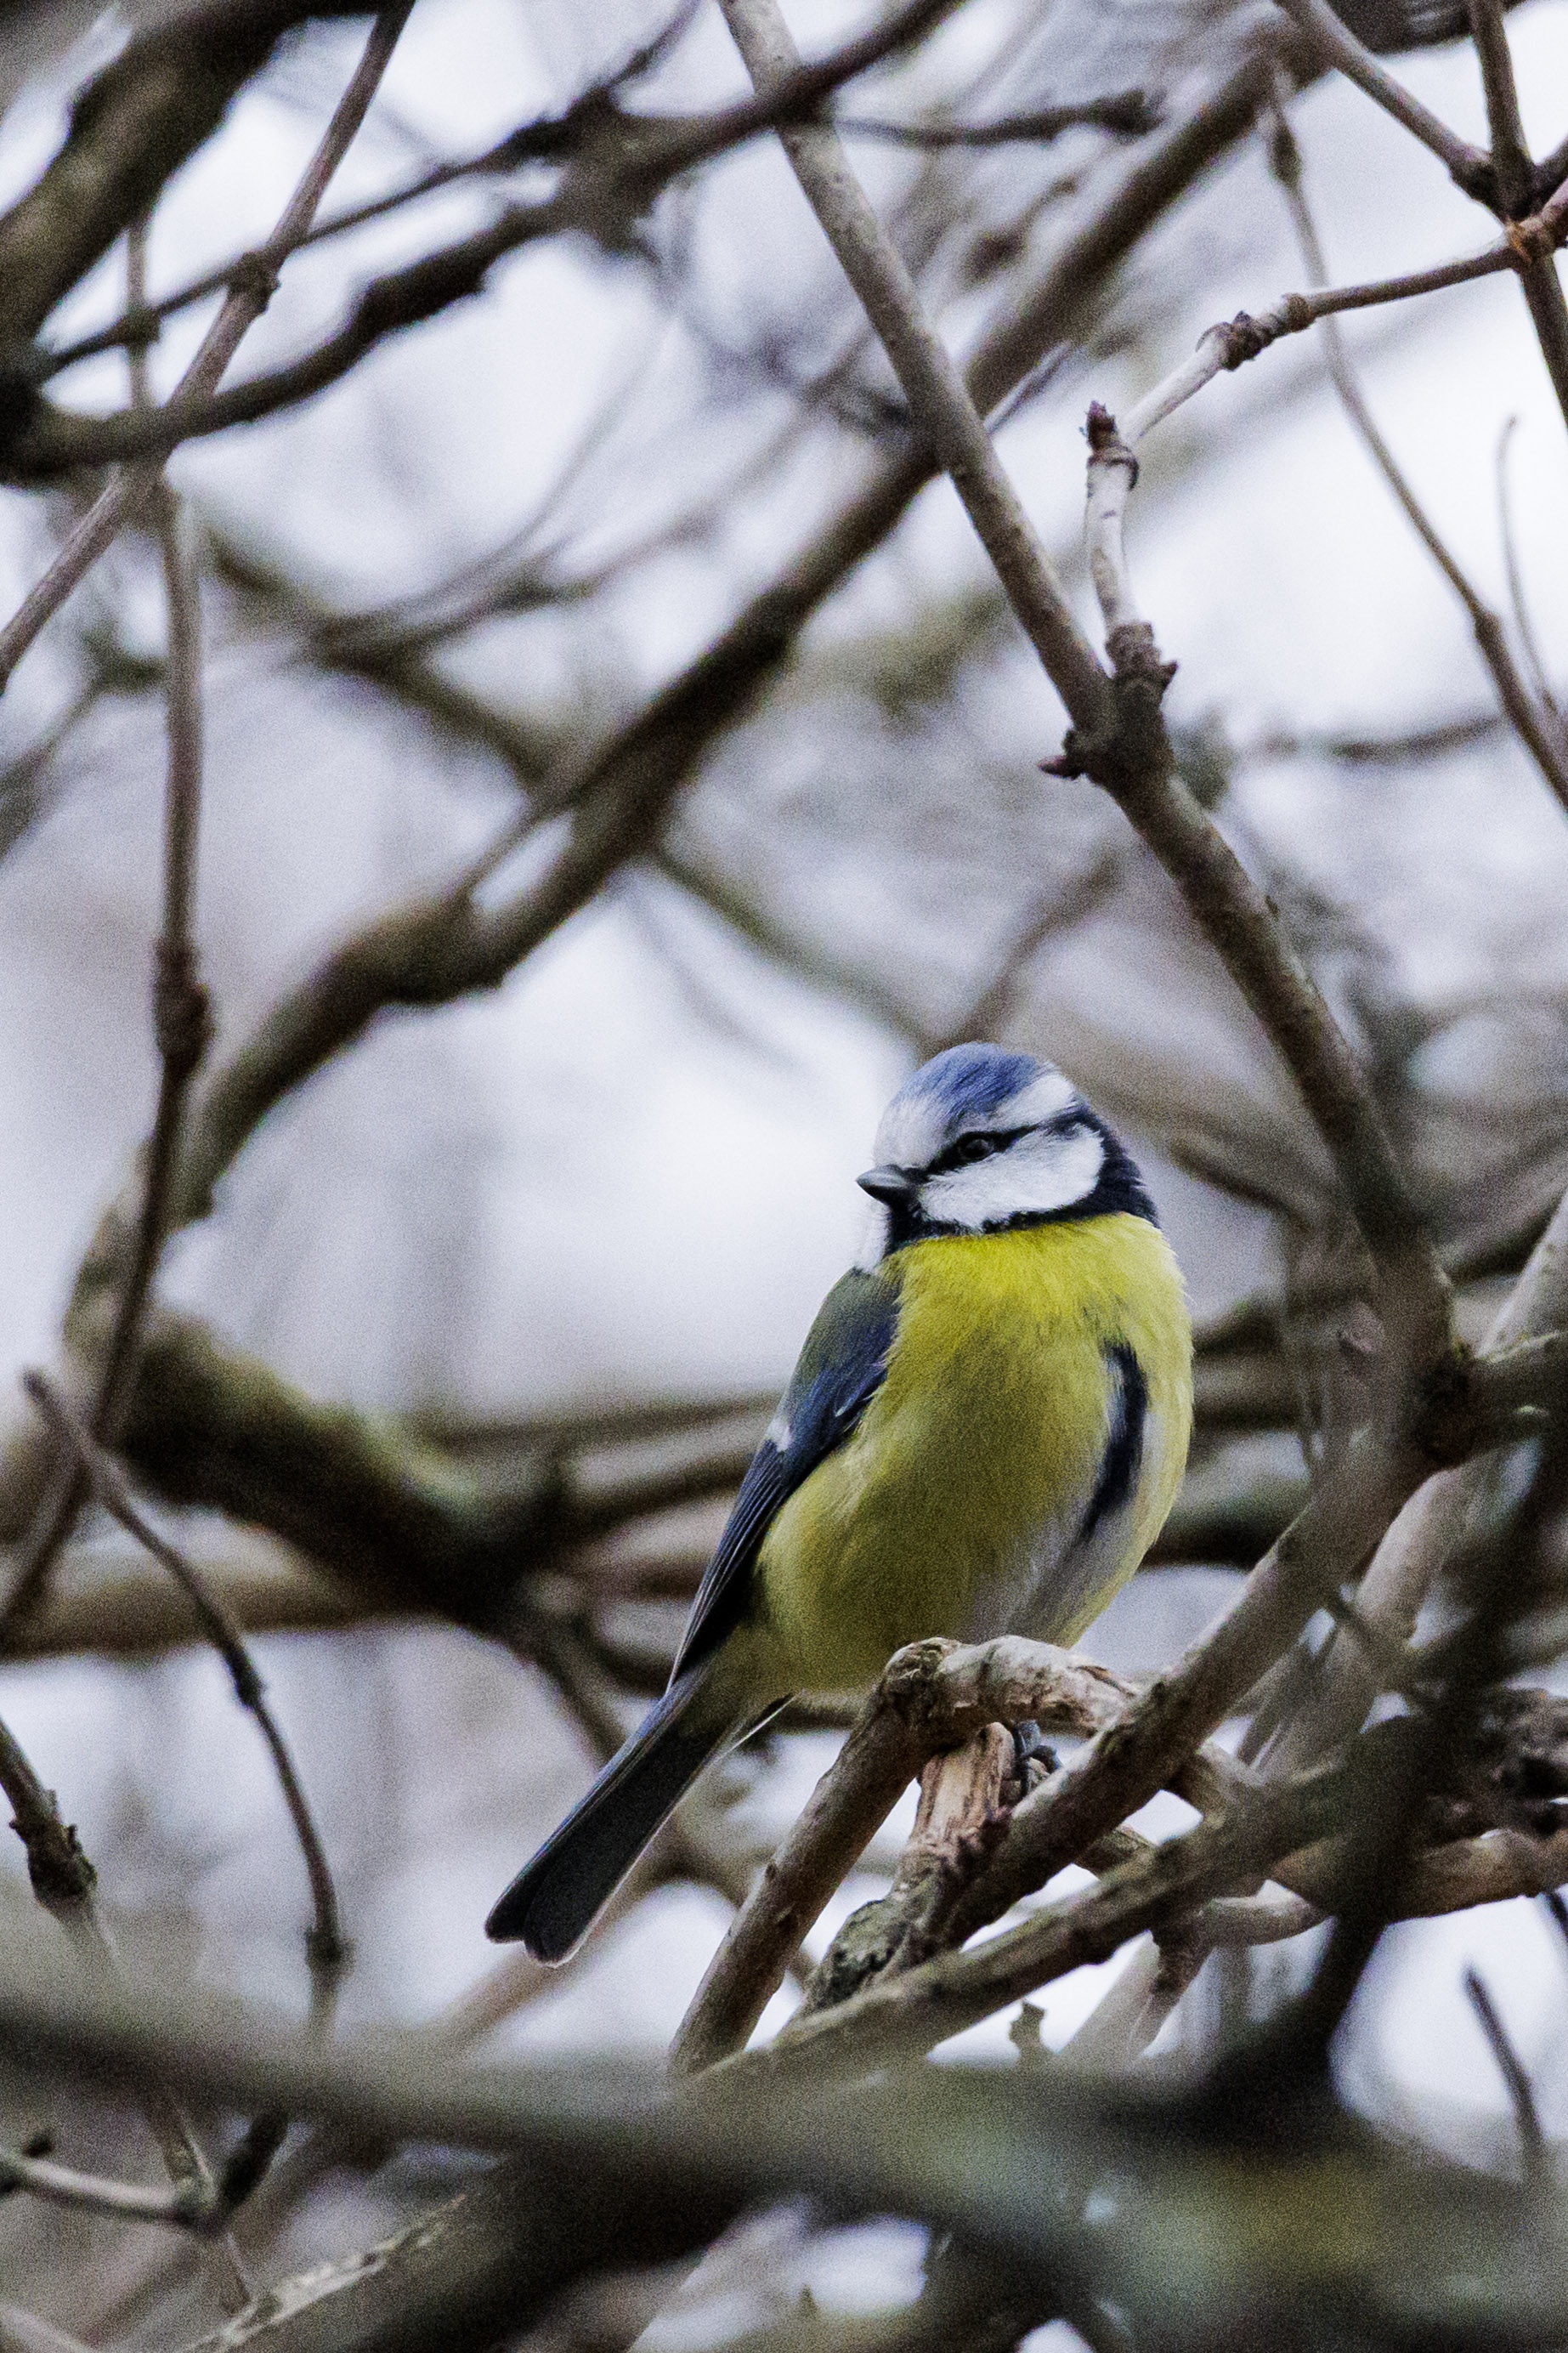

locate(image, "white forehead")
[[873, 1064, 1079, 1168]]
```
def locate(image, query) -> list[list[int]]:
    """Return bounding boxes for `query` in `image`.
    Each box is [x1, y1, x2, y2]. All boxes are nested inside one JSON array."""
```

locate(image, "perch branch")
[[732, 1747, 1362, 2072], [0, 0, 394, 349], [671, 1634, 1251, 2073]]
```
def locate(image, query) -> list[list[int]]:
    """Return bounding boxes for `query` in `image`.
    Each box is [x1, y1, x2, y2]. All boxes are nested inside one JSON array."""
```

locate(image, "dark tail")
[[486, 1673, 727, 1960]]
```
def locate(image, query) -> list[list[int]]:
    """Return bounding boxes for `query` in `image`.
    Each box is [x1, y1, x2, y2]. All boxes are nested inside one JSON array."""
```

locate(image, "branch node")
[[305, 1921, 352, 1976], [8, 1808, 95, 1910], [1085, 398, 1137, 480], [152, 939, 212, 1081], [1106, 621, 1177, 694], [1214, 307, 1286, 366], [122, 301, 161, 354], [225, 250, 282, 313]]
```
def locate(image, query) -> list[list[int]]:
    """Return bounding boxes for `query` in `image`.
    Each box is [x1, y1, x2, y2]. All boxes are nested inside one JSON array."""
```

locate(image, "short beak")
[[858, 1164, 917, 1205]]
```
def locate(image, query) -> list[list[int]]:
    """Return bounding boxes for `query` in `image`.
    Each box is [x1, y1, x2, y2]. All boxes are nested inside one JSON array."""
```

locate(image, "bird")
[[486, 1042, 1192, 1961]]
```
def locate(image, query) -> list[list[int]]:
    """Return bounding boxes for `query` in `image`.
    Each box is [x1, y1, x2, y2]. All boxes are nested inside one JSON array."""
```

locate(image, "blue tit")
[[487, 1042, 1192, 1960]]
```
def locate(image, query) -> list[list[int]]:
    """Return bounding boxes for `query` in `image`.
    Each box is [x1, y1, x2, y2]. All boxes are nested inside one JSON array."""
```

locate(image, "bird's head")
[[857, 1043, 1156, 1256]]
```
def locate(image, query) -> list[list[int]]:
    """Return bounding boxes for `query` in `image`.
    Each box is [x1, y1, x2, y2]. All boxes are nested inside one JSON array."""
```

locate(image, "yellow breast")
[[750, 1216, 1192, 1694]]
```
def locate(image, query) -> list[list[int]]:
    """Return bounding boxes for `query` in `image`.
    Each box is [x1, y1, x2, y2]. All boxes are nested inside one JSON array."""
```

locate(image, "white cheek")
[[923, 1128, 1105, 1228]]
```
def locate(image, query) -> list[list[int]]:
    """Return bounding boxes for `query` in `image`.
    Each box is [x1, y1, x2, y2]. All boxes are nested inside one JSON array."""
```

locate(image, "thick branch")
[[174, 2153, 740, 2353], [5, 1937, 1568, 2347]]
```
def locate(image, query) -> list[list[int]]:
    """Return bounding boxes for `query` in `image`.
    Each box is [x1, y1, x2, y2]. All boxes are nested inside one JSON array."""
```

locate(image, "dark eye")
[[947, 1131, 999, 1167]]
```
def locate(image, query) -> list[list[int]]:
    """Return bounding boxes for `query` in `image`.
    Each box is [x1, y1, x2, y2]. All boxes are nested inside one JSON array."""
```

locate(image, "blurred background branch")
[[2, 0, 1568, 2343]]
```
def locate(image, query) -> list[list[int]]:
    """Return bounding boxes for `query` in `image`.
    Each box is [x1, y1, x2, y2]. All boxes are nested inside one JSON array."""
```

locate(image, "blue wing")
[[669, 1262, 902, 1683]]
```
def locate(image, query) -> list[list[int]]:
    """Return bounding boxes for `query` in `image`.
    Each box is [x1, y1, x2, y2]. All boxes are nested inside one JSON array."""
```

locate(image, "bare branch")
[[0, 0, 388, 349], [1469, 0, 1568, 428], [1272, 0, 1492, 196], [0, 1707, 241, 2284], [21, 1370, 347, 2000], [730, 1747, 1360, 2073], [720, 0, 1112, 736], [1496, 417, 1562, 718], [0, 2307, 95, 2353], [1266, 98, 1568, 811], [0, 6, 414, 691], [40, 83, 1164, 382], [1463, 1966, 1549, 2186], [1466, 0, 1531, 214], [0, 0, 959, 479], [942, 1433, 1425, 1942], [834, 92, 1163, 147], [7, 1932, 1568, 2346], [0, 222, 214, 1634]]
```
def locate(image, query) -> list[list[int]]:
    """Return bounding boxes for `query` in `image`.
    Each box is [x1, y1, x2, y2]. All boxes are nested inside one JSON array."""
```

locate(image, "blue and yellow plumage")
[[488, 1043, 1192, 1961]]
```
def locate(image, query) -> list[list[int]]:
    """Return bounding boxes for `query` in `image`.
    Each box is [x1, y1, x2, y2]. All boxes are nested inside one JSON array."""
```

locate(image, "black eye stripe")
[[927, 1124, 1031, 1175]]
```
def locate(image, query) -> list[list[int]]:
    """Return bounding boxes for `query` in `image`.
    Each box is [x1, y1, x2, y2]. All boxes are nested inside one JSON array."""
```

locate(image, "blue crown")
[[896, 1043, 1050, 1126]]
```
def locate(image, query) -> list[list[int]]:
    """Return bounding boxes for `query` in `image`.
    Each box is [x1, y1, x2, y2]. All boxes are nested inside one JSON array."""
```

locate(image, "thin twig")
[[1495, 417, 1563, 722], [21, 1370, 347, 2004], [1277, 0, 1568, 430], [834, 94, 1162, 146], [0, 2146, 212, 2229], [0, 219, 212, 1635], [37, 85, 1165, 381], [1273, 0, 1492, 196], [0, 1707, 240, 2279], [1265, 108, 1568, 815], [1463, 1965, 1548, 2186], [1463, 0, 1568, 434], [1465, 0, 1531, 213]]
